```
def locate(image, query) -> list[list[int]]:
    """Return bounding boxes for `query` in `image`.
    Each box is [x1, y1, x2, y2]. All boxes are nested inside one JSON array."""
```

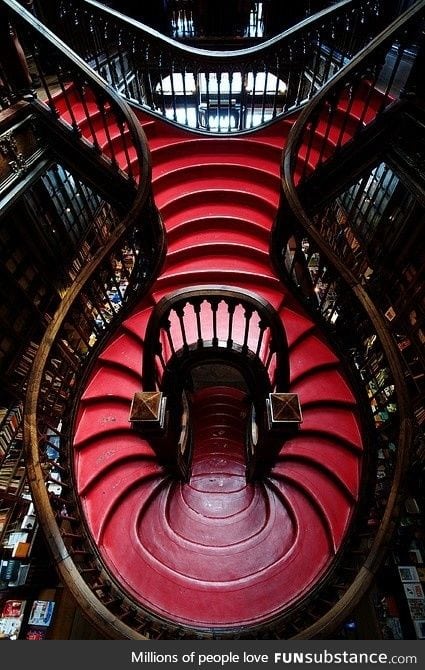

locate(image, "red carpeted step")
[[300, 405, 363, 450], [118, 303, 155, 342], [289, 332, 340, 382], [159, 192, 277, 233], [270, 461, 353, 552], [98, 330, 144, 376], [152, 269, 283, 307], [291, 366, 357, 407], [74, 398, 133, 447], [76, 432, 158, 496], [280, 306, 316, 348], [280, 434, 361, 497], [81, 360, 141, 402], [152, 163, 279, 210], [167, 216, 270, 254], [308, 113, 361, 148], [84, 465, 167, 543], [151, 138, 282, 179], [162, 242, 271, 275]]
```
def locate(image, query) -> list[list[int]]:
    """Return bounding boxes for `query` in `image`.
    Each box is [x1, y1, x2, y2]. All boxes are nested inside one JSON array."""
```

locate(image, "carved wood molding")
[[0, 115, 46, 197]]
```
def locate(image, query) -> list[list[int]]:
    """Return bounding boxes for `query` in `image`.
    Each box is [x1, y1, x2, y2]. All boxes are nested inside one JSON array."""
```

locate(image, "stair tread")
[[76, 433, 157, 495], [167, 219, 269, 253], [279, 435, 360, 496]]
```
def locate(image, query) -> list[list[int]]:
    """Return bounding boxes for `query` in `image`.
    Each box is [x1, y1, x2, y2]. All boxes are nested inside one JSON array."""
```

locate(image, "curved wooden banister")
[[274, 1, 421, 640], [143, 285, 290, 392], [24, 218, 166, 640], [25, 218, 165, 640], [55, 0, 389, 132], [23, 188, 166, 640], [6, 0, 167, 640]]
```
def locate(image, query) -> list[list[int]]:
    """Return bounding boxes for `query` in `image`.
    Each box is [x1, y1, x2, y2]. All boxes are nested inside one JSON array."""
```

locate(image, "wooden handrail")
[[3, 0, 151, 193], [283, 0, 425, 187], [6, 0, 166, 640], [275, 1, 420, 639]]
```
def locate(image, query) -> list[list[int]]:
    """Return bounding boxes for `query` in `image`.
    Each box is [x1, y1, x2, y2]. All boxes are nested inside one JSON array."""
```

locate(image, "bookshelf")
[[372, 429, 425, 639], [0, 404, 27, 503], [0, 400, 32, 558], [0, 594, 57, 640], [0, 404, 22, 460], [0, 397, 45, 639]]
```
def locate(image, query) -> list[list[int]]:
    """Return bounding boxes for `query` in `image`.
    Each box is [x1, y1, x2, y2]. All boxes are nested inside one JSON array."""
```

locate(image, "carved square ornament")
[[267, 393, 302, 430], [129, 391, 166, 428]]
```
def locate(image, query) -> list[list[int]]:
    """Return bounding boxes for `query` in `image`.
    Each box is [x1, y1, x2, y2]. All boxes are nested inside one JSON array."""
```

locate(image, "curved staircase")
[[71, 112, 365, 633], [7, 0, 418, 638]]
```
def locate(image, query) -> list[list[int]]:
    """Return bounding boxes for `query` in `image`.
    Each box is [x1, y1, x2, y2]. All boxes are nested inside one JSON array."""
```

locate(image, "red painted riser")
[[70, 107, 365, 630]]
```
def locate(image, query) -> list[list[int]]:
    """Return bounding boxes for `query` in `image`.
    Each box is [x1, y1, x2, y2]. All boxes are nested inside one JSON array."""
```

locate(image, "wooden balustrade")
[[2, 0, 150, 198], [283, 0, 425, 184], [143, 286, 289, 392], [25, 220, 165, 639], [55, 0, 387, 132]]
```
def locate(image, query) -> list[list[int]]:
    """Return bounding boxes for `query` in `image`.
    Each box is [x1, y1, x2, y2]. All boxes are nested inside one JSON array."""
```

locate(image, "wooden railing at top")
[[169, 1, 419, 40], [167, 1, 337, 41], [167, 0, 266, 40], [55, 0, 389, 132], [273, 1, 424, 639]]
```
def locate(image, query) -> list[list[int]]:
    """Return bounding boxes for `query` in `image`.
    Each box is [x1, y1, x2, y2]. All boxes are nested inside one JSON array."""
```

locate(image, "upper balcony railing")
[[55, 0, 388, 132], [167, 1, 339, 41]]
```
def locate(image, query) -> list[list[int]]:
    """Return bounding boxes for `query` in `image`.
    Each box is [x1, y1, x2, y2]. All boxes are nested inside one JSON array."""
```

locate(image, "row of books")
[[0, 404, 23, 455], [0, 461, 26, 497], [0, 598, 56, 640], [11, 340, 39, 387], [0, 508, 10, 536], [0, 559, 31, 588], [398, 564, 425, 639], [0, 502, 36, 588]]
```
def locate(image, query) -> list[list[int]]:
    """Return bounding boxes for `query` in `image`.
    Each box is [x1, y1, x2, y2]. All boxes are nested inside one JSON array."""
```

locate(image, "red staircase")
[[63, 106, 365, 631]]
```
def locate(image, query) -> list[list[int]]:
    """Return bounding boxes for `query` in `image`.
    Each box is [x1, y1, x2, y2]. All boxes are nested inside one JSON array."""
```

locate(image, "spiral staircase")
[[1, 0, 420, 638]]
